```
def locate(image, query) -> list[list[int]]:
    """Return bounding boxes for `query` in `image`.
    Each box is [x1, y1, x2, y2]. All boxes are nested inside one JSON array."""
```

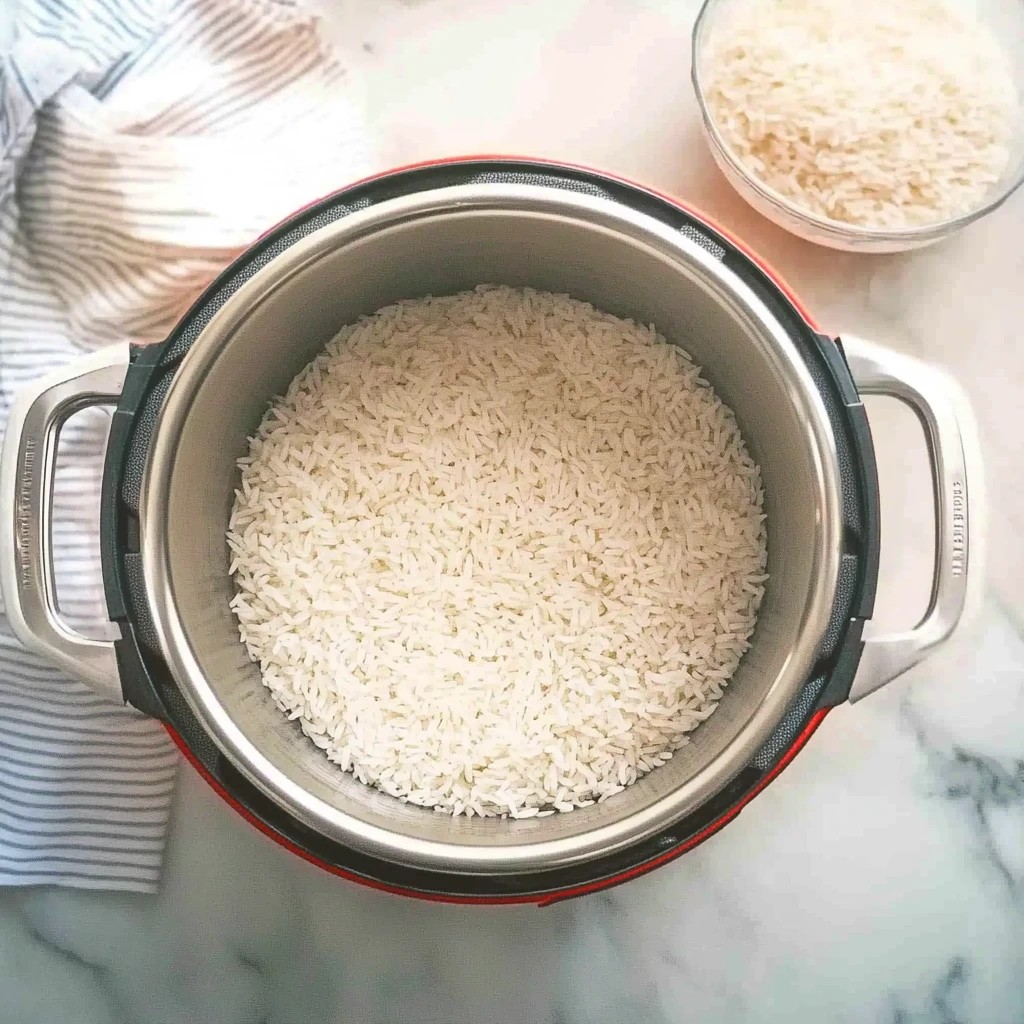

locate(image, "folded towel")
[[0, 0, 371, 892]]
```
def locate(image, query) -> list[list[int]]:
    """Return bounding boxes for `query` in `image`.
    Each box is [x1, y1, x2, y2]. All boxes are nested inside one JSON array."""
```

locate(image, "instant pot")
[[1, 158, 975, 903]]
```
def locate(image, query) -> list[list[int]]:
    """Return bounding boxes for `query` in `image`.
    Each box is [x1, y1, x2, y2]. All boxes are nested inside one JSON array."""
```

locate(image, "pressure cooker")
[[0, 158, 976, 903]]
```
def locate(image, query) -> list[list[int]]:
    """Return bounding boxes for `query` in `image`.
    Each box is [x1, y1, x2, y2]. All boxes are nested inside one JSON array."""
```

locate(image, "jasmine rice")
[[227, 286, 767, 817], [702, 0, 1018, 229]]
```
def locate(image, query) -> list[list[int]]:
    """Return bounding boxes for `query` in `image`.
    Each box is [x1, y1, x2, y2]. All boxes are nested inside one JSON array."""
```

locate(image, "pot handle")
[[841, 335, 976, 702], [0, 343, 131, 704]]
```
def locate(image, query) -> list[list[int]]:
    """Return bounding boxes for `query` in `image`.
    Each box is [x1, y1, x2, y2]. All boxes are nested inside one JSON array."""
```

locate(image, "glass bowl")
[[690, 0, 1024, 252]]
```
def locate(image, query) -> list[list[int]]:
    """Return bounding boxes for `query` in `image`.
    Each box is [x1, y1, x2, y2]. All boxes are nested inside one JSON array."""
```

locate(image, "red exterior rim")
[[176, 155, 830, 904], [165, 708, 829, 905]]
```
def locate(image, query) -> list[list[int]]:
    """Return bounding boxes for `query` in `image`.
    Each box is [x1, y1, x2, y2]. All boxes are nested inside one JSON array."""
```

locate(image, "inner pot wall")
[[140, 185, 842, 874]]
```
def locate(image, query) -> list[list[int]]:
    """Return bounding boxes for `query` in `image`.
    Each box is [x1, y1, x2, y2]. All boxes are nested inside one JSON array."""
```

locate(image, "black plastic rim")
[[98, 158, 880, 902]]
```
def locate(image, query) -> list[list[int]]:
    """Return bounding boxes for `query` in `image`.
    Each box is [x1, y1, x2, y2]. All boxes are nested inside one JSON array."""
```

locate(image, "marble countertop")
[[2, 1, 1022, 1021]]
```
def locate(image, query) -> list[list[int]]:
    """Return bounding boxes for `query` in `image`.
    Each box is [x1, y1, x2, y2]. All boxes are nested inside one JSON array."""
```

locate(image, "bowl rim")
[[690, 0, 1024, 244]]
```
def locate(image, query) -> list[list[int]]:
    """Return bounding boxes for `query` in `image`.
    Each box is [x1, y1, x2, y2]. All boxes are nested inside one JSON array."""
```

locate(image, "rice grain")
[[227, 286, 767, 817]]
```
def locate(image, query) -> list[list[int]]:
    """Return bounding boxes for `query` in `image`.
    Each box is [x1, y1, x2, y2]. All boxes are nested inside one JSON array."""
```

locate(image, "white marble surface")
[[3, 0, 1023, 1021]]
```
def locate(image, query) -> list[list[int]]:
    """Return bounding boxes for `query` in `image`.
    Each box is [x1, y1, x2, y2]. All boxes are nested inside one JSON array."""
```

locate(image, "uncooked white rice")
[[702, 0, 1018, 229], [227, 286, 767, 817]]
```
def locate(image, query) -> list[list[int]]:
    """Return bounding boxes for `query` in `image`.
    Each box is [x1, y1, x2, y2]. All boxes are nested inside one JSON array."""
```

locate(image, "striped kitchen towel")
[[0, 0, 371, 891]]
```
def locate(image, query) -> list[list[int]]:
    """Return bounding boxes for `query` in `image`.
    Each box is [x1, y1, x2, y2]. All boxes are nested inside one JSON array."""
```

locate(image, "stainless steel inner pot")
[[140, 184, 843, 873]]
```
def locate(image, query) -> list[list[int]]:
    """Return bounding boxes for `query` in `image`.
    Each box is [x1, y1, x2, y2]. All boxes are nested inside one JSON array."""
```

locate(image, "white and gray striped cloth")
[[0, 0, 370, 891]]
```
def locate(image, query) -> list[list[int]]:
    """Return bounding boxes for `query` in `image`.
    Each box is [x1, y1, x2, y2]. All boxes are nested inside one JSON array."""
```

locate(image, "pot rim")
[[139, 181, 844, 874]]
